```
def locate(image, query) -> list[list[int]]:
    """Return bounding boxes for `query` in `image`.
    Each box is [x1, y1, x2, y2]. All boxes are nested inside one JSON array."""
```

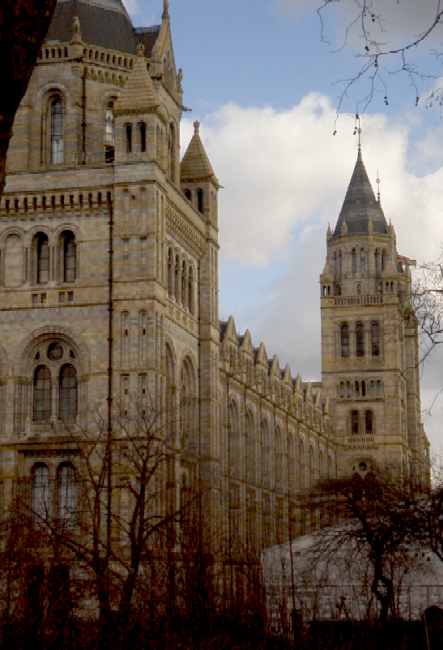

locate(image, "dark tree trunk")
[[0, 0, 57, 195]]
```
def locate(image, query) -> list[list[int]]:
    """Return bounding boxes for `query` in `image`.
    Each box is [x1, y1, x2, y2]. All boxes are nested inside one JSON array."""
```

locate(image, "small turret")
[[181, 121, 219, 224]]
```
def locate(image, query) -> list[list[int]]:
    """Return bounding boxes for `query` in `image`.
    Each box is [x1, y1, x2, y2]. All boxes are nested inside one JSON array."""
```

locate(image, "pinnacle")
[[114, 48, 159, 115], [181, 123, 218, 184]]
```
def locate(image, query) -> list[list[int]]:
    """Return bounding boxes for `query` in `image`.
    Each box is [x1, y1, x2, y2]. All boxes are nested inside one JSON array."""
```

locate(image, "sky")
[[125, 0, 443, 454]]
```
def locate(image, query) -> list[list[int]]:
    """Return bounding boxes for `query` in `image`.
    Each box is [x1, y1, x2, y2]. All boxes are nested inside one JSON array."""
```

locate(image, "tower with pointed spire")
[[320, 148, 429, 487]]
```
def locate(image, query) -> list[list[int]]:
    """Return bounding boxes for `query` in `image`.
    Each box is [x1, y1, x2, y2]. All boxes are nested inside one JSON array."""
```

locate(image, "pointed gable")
[[255, 343, 268, 367], [239, 329, 253, 355], [334, 148, 388, 238], [181, 122, 219, 185], [114, 44, 159, 115]]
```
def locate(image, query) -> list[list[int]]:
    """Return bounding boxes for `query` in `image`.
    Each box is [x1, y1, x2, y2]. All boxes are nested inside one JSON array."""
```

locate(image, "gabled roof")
[[333, 148, 388, 238], [181, 122, 219, 185], [46, 0, 160, 55], [114, 44, 159, 114]]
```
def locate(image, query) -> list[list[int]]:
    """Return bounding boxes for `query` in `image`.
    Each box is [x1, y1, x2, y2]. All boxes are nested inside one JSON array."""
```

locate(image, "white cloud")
[[123, 0, 140, 17], [181, 94, 443, 452]]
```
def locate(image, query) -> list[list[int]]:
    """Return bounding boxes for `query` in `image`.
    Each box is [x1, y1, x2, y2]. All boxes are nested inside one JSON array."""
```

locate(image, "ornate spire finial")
[[163, 0, 170, 20], [376, 169, 381, 203], [353, 113, 362, 153], [193, 120, 200, 135], [136, 42, 145, 57]]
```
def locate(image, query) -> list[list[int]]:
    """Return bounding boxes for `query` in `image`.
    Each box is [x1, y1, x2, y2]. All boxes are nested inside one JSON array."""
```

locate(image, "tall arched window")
[[228, 400, 241, 479], [138, 122, 147, 152], [188, 266, 195, 315], [167, 248, 174, 296], [371, 320, 380, 357], [274, 427, 285, 490], [57, 463, 77, 526], [352, 248, 357, 274], [360, 248, 367, 273], [365, 410, 374, 434], [197, 189, 204, 214], [356, 321, 365, 357], [61, 231, 76, 283], [59, 364, 78, 421], [261, 419, 271, 488], [338, 250, 342, 277], [340, 322, 350, 358], [180, 358, 196, 450], [33, 365, 52, 422], [105, 100, 115, 163], [169, 123, 176, 180], [181, 260, 187, 309], [246, 411, 256, 484], [351, 410, 359, 435], [125, 123, 133, 153], [165, 345, 175, 442], [50, 97, 64, 164], [32, 464, 49, 521], [35, 233, 50, 284]]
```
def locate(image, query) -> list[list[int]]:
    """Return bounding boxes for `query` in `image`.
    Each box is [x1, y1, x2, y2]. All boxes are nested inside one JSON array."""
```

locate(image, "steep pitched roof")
[[114, 44, 159, 114], [333, 148, 388, 238], [46, 0, 160, 55], [181, 122, 218, 185]]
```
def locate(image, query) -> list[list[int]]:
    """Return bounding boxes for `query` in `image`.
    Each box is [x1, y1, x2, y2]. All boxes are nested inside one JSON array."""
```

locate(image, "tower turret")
[[320, 147, 429, 489]]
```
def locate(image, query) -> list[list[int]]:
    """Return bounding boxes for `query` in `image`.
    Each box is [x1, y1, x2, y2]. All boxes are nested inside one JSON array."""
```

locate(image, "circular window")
[[47, 342, 63, 361]]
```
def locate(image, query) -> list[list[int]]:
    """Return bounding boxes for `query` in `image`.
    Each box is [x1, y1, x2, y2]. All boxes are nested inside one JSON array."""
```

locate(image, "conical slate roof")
[[333, 148, 388, 237], [181, 122, 218, 184], [46, 0, 160, 55], [114, 45, 159, 114]]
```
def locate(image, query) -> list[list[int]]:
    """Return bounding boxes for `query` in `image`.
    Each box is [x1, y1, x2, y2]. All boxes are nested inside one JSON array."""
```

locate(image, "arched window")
[[138, 122, 147, 152], [340, 322, 350, 358], [360, 248, 366, 273], [105, 100, 115, 163], [50, 97, 64, 164], [181, 260, 187, 309], [351, 248, 357, 274], [180, 358, 196, 450], [167, 248, 174, 296], [246, 411, 256, 484], [365, 410, 374, 434], [57, 463, 77, 526], [61, 231, 76, 283], [184, 189, 192, 202], [188, 266, 194, 315], [125, 123, 133, 153], [274, 427, 285, 490], [197, 188, 204, 214], [169, 123, 176, 180], [33, 365, 52, 422], [165, 344, 175, 442], [351, 410, 359, 435], [174, 254, 180, 302], [228, 400, 241, 479], [59, 364, 78, 421], [338, 250, 342, 277], [371, 321, 380, 357], [32, 464, 49, 521], [356, 321, 365, 357], [374, 249, 380, 274], [35, 233, 50, 284], [261, 419, 272, 488]]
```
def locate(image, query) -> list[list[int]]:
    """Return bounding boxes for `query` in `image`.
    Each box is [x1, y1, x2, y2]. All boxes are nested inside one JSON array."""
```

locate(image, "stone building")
[[0, 0, 429, 559]]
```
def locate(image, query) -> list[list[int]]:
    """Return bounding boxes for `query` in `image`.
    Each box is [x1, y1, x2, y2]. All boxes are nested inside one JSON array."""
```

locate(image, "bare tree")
[[304, 473, 420, 621], [413, 258, 443, 367], [0, 0, 57, 196], [315, 0, 443, 113]]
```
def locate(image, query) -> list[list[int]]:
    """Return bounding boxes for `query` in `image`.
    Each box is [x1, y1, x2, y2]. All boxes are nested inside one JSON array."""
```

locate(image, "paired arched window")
[[59, 365, 78, 421], [138, 122, 147, 153], [340, 322, 350, 358], [60, 231, 76, 283], [166, 246, 196, 315], [57, 463, 77, 526], [32, 464, 49, 521], [33, 363, 78, 423], [34, 233, 50, 285], [356, 321, 365, 357], [125, 123, 133, 153], [33, 366, 52, 422], [371, 320, 380, 357], [50, 97, 64, 164]]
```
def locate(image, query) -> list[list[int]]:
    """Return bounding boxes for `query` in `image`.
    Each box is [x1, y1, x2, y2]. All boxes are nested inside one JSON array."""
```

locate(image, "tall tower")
[[320, 147, 430, 488]]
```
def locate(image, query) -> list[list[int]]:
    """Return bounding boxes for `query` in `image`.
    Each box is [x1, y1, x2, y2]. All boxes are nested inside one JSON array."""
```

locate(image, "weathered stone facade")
[[0, 0, 429, 557]]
